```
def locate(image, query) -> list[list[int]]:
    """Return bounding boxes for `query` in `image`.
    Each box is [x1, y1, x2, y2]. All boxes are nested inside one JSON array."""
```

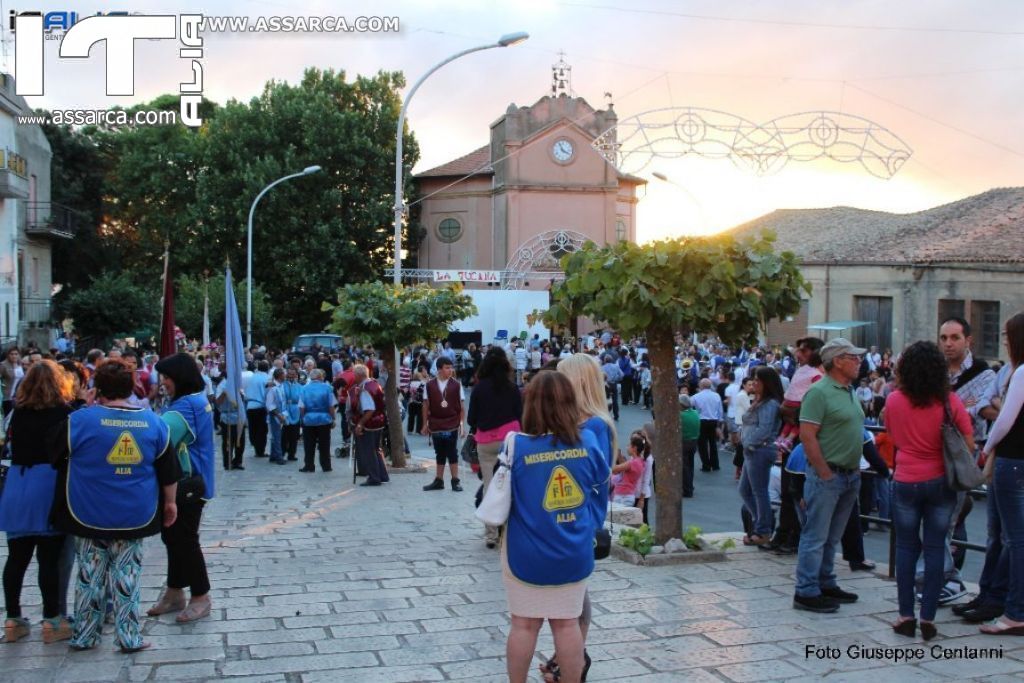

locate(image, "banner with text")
[[433, 270, 502, 283]]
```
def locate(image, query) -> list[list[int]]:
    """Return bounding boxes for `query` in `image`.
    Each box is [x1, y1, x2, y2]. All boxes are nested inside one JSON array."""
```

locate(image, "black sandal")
[[540, 654, 560, 682], [540, 649, 590, 682]]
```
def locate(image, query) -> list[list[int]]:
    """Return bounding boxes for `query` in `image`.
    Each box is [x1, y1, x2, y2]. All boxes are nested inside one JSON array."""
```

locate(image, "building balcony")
[[19, 296, 52, 326], [0, 150, 28, 199], [25, 201, 77, 239]]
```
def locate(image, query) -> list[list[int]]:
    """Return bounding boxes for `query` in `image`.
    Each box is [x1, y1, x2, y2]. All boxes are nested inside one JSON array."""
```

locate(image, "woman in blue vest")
[[0, 360, 74, 644], [50, 359, 180, 652], [548, 353, 617, 681], [299, 369, 337, 473], [503, 371, 610, 683], [146, 353, 215, 623], [281, 367, 303, 461]]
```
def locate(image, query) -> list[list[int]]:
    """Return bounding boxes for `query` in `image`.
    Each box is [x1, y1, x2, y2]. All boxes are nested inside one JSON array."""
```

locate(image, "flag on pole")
[[224, 265, 247, 430], [202, 282, 211, 348], [158, 244, 176, 358]]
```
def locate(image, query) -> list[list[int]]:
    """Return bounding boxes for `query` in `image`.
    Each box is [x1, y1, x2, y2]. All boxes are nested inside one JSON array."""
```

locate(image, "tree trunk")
[[649, 327, 683, 544], [385, 346, 407, 468]]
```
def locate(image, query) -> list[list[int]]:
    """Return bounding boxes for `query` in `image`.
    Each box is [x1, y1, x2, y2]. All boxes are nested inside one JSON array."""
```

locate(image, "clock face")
[[552, 139, 574, 162]]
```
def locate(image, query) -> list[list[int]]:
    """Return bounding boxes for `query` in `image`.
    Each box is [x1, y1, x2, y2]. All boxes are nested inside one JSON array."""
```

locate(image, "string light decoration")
[[592, 107, 912, 179]]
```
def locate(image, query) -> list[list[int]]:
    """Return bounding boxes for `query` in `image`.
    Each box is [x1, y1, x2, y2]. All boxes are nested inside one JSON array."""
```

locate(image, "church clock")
[[551, 138, 575, 163]]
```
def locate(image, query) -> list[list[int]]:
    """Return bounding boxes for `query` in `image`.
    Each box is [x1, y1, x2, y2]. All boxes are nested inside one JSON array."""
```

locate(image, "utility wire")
[[551, 0, 1024, 36]]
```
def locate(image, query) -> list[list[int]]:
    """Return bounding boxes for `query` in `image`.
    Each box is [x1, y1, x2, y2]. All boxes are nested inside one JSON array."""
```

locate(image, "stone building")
[[0, 73, 69, 348], [411, 75, 644, 289], [729, 187, 1024, 361]]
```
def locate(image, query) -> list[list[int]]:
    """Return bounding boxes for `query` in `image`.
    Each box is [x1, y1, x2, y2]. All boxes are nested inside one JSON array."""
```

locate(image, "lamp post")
[[651, 171, 710, 234], [246, 165, 322, 348], [391, 31, 529, 287]]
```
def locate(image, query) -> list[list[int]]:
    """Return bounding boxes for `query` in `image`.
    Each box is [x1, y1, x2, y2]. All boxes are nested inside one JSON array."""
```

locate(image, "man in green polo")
[[793, 338, 866, 613], [679, 394, 700, 498]]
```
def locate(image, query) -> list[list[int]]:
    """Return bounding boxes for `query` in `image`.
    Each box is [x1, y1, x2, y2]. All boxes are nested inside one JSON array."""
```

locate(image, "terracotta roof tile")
[[415, 145, 492, 178], [726, 187, 1024, 264]]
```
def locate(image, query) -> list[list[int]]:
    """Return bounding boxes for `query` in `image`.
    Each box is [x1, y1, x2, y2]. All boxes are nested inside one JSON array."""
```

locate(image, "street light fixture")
[[391, 32, 529, 288], [246, 165, 322, 348], [651, 171, 710, 234]]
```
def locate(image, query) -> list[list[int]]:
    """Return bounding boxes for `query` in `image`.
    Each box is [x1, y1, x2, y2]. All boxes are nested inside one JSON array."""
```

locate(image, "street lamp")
[[391, 31, 529, 287], [246, 165, 322, 348], [651, 171, 710, 234]]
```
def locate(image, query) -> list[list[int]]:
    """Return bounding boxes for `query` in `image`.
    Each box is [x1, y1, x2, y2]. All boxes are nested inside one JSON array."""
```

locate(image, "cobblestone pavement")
[[2, 433, 1022, 682]]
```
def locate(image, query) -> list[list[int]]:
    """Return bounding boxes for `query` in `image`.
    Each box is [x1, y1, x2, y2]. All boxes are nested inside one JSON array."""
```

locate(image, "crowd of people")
[[0, 311, 1022, 673]]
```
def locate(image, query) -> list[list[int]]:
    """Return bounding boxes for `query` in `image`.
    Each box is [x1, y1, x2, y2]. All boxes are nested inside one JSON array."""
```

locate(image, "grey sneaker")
[[938, 580, 968, 606]]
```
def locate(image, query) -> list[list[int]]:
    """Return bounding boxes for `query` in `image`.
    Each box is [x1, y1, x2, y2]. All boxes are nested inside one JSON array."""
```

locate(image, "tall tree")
[[174, 272, 280, 344], [64, 272, 157, 345], [40, 118, 114, 310], [198, 68, 420, 334], [543, 232, 809, 543], [323, 282, 476, 468]]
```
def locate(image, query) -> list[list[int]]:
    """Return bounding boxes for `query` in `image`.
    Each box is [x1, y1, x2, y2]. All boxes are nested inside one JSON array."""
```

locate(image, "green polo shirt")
[[680, 408, 700, 441], [799, 373, 864, 470]]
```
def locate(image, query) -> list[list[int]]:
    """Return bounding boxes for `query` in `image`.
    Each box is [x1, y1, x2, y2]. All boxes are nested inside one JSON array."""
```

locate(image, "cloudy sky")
[[8, 0, 1023, 240]]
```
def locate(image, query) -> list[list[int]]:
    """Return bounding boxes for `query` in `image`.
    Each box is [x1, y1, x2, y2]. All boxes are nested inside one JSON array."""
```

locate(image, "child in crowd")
[[611, 433, 647, 507], [632, 431, 654, 523], [856, 379, 874, 417], [774, 342, 824, 455]]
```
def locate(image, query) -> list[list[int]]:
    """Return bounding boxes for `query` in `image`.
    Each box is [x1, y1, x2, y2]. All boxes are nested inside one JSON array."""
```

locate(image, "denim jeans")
[[268, 416, 284, 462], [914, 489, 965, 587], [738, 445, 775, 537], [875, 475, 892, 521], [892, 475, 957, 621], [993, 458, 1024, 621], [978, 475, 1009, 606], [795, 468, 860, 598]]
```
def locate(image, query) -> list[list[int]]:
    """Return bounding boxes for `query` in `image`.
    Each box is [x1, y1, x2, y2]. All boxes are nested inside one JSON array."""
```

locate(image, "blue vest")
[[245, 372, 270, 409], [219, 387, 240, 425], [281, 381, 302, 425], [582, 415, 613, 526], [785, 444, 807, 475], [67, 405, 169, 532], [505, 431, 609, 586], [301, 382, 334, 426], [165, 392, 216, 500]]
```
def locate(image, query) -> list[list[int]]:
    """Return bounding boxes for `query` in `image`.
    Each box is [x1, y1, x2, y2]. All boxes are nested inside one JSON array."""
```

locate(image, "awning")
[[806, 320, 874, 331]]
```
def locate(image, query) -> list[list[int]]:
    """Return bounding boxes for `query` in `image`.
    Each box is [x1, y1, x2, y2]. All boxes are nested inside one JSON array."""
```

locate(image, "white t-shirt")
[[514, 347, 528, 370], [724, 382, 740, 419]]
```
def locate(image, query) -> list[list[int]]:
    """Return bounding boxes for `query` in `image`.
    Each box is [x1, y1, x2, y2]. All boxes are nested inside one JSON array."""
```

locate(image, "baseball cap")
[[820, 338, 867, 364]]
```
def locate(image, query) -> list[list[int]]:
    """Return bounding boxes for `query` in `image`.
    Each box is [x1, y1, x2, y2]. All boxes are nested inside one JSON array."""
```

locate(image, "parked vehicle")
[[291, 334, 344, 355]]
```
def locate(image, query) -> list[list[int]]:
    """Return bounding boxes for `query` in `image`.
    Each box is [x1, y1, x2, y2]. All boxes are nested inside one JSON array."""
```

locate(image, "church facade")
[[412, 90, 644, 289]]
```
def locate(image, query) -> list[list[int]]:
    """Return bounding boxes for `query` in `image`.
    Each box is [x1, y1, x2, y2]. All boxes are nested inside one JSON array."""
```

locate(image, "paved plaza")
[[2, 426, 1023, 682]]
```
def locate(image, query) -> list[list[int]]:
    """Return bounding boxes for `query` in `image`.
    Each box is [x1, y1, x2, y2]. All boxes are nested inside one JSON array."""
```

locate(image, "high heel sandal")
[[920, 621, 937, 641], [892, 618, 916, 637]]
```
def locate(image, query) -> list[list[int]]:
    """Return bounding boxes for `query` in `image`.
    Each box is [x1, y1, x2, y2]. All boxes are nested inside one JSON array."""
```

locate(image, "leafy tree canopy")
[[323, 281, 476, 468], [64, 272, 157, 344], [43, 68, 419, 339], [323, 282, 477, 350], [544, 231, 809, 543]]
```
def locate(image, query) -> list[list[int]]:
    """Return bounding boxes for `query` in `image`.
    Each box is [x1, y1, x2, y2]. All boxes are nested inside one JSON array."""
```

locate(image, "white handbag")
[[475, 431, 516, 526]]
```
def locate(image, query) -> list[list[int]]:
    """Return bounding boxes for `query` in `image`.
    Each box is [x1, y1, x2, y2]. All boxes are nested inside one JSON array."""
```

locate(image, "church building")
[[411, 59, 645, 289]]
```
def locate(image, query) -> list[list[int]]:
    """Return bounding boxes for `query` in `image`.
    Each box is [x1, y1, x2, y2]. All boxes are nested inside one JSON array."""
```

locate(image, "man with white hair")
[[691, 378, 724, 472], [348, 364, 390, 486]]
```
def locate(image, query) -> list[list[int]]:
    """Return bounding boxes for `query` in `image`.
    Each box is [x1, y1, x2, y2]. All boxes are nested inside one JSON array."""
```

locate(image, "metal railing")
[[19, 297, 52, 325], [859, 426, 989, 578], [24, 201, 79, 239]]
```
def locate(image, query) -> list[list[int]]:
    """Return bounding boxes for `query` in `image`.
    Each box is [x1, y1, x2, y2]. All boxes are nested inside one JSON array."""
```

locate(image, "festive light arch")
[[592, 107, 912, 179]]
